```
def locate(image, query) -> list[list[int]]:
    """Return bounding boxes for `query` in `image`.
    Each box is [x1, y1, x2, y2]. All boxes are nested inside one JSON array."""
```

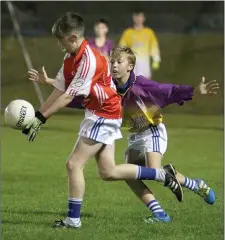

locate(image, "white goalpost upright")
[[6, 1, 45, 105]]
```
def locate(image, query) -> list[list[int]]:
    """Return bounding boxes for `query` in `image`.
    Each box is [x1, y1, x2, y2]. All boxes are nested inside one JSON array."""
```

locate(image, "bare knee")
[[99, 168, 116, 181], [66, 159, 75, 171], [66, 158, 83, 172]]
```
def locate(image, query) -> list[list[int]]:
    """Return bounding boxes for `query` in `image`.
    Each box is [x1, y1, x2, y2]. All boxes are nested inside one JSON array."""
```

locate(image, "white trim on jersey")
[[64, 53, 70, 60], [66, 46, 96, 97], [110, 78, 117, 91], [53, 64, 65, 91], [94, 83, 109, 105], [53, 53, 70, 91]]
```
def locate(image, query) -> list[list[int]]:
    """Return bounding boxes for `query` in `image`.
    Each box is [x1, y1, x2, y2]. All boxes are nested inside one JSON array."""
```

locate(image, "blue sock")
[[68, 198, 82, 219], [135, 166, 156, 180], [184, 177, 196, 191], [146, 200, 165, 218]]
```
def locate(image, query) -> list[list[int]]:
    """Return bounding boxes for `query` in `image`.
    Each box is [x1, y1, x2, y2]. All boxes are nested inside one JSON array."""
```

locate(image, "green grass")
[[1, 113, 223, 240]]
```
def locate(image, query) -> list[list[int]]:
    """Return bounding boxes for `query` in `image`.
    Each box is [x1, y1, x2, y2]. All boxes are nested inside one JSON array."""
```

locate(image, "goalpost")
[[6, 1, 45, 105]]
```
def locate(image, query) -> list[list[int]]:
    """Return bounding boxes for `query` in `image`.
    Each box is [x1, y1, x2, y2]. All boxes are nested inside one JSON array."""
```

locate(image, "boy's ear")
[[128, 64, 134, 71], [69, 34, 77, 43]]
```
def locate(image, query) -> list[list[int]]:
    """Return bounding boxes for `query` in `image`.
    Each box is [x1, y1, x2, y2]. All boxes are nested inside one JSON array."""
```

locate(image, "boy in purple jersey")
[[110, 46, 218, 223], [88, 18, 113, 59]]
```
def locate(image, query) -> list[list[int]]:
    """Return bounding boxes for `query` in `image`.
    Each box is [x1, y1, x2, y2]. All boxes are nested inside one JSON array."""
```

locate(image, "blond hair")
[[110, 46, 136, 65]]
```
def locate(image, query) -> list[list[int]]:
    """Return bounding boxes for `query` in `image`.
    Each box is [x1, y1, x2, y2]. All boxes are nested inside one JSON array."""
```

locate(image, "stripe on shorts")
[[89, 118, 104, 141], [93, 118, 104, 140], [150, 125, 160, 152], [154, 126, 160, 153], [90, 118, 101, 138]]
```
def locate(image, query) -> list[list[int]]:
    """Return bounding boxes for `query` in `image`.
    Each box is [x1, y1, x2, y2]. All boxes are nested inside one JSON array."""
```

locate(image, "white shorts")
[[79, 110, 122, 145], [125, 123, 168, 160]]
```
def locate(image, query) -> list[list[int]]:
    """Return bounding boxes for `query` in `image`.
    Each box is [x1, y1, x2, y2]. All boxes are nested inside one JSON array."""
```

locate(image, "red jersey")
[[54, 40, 122, 119]]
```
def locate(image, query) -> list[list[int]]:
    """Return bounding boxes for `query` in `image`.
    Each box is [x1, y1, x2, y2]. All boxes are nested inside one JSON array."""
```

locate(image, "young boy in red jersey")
[[24, 12, 182, 228]]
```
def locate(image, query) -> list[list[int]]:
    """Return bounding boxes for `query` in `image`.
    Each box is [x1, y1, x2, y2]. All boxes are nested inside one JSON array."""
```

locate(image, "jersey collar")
[[114, 71, 136, 97], [71, 39, 88, 63]]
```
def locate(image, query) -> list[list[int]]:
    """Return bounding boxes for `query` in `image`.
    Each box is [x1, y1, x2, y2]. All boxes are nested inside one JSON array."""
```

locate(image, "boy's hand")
[[22, 117, 43, 142], [152, 61, 160, 70], [28, 66, 53, 85], [196, 77, 219, 95], [22, 111, 47, 142]]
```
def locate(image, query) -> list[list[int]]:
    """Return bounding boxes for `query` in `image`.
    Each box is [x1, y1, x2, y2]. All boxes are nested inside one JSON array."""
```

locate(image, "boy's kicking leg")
[[125, 149, 215, 225], [125, 150, 171, 223], [53, 137, 182, 228], [123, 122, 215, 224]]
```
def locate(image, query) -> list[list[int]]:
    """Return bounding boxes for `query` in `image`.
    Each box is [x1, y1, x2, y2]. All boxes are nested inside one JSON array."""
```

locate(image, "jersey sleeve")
[[65, 49, 96, 97], [140, 79, 194, 108], [149, 29, 161, 63], [119, 29, 131, 47], [67, 95, 85, 109], [53, 65, 65, 91], [155, 83, 194, 107]]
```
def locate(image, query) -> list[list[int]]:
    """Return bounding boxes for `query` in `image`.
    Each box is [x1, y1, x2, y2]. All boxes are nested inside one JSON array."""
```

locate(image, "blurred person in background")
[[88, 18, 114, 60], [119, 10, 161, 79]]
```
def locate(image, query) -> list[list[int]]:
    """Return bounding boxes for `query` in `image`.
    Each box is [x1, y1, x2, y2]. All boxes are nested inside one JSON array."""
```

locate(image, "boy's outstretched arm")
[[146, 76, 219, 108]]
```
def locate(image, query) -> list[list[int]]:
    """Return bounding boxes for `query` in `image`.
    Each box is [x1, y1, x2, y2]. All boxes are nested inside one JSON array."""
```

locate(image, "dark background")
[[1, 1, 224, 114]]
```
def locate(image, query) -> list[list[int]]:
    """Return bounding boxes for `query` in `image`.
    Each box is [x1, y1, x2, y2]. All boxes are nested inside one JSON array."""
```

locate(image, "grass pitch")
[[1, 113, 223, 240]]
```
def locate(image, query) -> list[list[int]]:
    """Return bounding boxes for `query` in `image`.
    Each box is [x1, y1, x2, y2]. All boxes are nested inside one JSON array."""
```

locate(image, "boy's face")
[[57, 34, 77, 53], [132, 12, 145, 26], [94, 23, 108, 37], [110, 53, 134, 79]]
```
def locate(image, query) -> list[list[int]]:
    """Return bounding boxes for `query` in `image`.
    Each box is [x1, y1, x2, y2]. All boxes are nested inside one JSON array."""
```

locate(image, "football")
[[4, 99, 35, 130]]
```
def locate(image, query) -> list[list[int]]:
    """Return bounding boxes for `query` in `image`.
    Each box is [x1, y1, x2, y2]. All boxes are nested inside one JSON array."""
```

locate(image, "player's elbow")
[[61, 93, 74, 106], [64, 93, 74, 102]]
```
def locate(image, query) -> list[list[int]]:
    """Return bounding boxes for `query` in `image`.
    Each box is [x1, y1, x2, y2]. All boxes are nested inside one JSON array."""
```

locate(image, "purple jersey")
[[67, 71, 194, 132], [114, 71, 194, 132], [88, 38, 113, 57]]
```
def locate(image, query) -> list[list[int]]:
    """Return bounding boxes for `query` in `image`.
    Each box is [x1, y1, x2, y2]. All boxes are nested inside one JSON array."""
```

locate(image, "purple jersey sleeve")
[[136, 76, 194, 108], [66, 96, 85, 109]]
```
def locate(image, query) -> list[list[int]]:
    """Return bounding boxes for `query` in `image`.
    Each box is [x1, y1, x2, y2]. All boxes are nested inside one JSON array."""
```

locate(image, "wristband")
[[35, 111, 47, 124]]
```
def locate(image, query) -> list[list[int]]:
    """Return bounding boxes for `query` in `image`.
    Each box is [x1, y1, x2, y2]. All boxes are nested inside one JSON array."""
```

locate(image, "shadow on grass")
[[1, 209, 94, 218], [2, 219, 51, 227]]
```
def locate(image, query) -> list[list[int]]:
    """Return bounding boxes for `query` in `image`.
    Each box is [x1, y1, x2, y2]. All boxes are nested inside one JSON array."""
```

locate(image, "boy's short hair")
[[133, 10, 145, 15], [95, 18, 109, 27], [52, 12, 85, 39], [111, 46, 136, 66]]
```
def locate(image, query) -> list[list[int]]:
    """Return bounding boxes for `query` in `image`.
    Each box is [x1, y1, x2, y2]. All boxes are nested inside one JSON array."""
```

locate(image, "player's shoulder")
[[144, 27, 156, 35], [122, 28, 134, 35], [86, 44, 107, 67], [131, 76, 160, 98], [136, 75, 151, 83], [86, 44, 100, 58], [135, 75, 157, 88]]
